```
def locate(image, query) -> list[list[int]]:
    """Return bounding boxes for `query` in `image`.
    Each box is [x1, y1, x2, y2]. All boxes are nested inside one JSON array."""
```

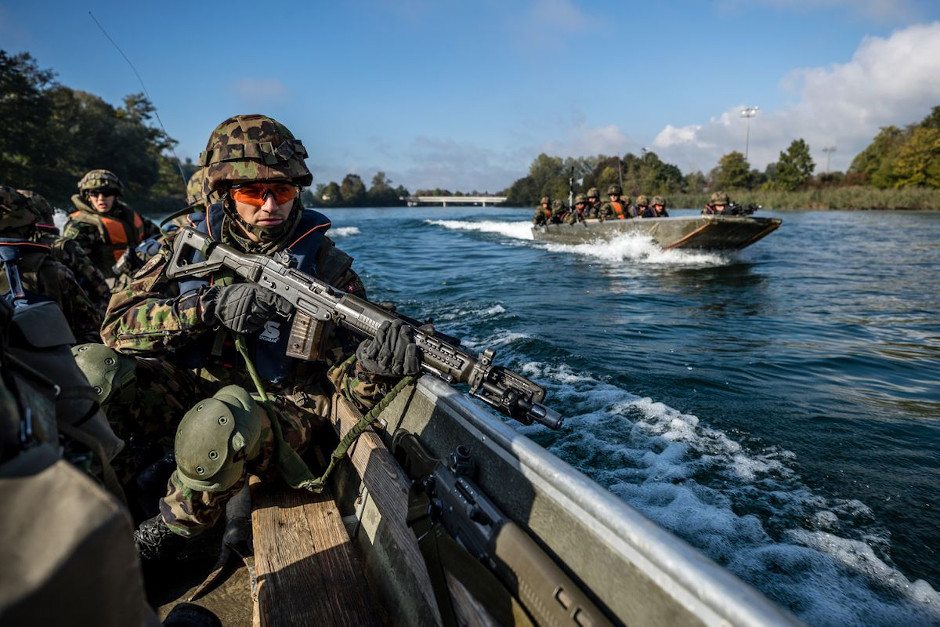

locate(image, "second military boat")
[[532, 214, 783, 250]]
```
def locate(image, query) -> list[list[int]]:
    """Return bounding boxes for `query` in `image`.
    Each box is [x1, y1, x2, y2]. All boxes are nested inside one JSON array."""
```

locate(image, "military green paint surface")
[[532, 215, 782, 250]]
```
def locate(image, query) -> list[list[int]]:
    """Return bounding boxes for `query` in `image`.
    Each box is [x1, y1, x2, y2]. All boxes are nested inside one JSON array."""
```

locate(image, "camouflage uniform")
[[531, 196, 552, 226], [704, 191, 730, 215], [63, 169, 161, 283], [598, 184, 634, 220], [635, 195, 655, 218], [584, 188, 602, 219], [18, 189, 111, 313], [651, 195, 669, 217], [97, 115, 402, 539], [549, 199, 566, 224], [0, 185, 102, 343], [564, 194, 587, 224]]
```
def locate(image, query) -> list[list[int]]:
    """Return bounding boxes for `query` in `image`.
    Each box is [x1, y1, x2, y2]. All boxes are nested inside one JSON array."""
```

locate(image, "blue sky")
[[3, 0, 939, 192]]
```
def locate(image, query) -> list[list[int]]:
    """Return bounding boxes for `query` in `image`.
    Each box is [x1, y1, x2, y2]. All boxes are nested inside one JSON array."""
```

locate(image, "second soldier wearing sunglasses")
[[87, 114, 420, 565], [63, 169, 161, 288]]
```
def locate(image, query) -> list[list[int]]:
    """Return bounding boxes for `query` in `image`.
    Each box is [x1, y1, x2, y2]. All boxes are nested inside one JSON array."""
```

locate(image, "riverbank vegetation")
[[4, 50, 938, 213]]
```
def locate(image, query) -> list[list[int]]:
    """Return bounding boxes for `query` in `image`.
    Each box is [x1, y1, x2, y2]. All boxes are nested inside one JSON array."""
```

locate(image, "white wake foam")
[[515, 362, 940, 625], [330, 226, 361, 237], [425, 219, 534, 240]]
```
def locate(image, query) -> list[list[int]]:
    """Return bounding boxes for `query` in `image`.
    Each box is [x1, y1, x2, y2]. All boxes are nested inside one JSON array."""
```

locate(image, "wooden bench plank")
[[251, 475, 382, 626]]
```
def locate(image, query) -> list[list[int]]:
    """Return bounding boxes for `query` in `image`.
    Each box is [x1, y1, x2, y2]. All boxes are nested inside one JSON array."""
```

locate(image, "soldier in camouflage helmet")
[[565, 193, 587, 224], [599, 184, 634, 221], [704, 191, 730, 215], [94, 114, 418, 562], [549, 198, 567, 224], [584, 187, 602, 219], [635, 195, 655, 218], [651, 195, 669, 217], [0, 185, 102, 342], [532, 195, 552, 225], [18, 188, 111, 314], [64, 169, 161, 285]]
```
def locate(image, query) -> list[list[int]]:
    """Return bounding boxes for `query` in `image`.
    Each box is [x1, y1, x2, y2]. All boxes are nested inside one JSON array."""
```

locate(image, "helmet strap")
[[221, 195, 301, 249]]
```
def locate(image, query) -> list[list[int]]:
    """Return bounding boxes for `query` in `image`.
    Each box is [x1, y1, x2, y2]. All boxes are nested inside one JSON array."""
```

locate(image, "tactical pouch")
[[10, 302, 124, 461]]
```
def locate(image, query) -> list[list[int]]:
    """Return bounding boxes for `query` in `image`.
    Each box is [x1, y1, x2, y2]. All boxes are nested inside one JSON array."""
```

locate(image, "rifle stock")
[[166, 227, 562, 430]]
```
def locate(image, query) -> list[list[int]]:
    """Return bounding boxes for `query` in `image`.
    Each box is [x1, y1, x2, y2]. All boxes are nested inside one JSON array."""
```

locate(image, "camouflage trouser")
[[101, 357, 318, 537]]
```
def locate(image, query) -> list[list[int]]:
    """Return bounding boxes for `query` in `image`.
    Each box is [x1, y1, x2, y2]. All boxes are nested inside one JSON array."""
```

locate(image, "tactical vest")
[[610, 201, 628, 219], [177, 204, 333, 383], [68, 202, 148, 265]]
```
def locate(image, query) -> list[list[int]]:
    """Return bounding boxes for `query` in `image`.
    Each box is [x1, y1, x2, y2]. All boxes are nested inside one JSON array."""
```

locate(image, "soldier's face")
[[231, 182, 295, 240], [87, 190, 116, 213]]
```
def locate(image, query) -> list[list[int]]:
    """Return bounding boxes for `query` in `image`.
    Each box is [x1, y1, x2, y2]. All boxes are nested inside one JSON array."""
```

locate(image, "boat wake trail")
[[513, 362, 940, 626], [425, 219, 534, 240], [541, 233, 729, 266], [329, 226, 361, 237]]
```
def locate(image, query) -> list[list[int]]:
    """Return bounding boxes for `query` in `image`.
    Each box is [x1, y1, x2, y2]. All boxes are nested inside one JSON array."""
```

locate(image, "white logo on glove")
[[260, 321, 281, 343]]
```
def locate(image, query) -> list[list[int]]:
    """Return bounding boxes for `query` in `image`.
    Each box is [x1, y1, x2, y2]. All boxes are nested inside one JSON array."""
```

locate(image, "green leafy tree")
[[367, 171, 403, 206], [714, 151, 751, 190], [773, 139, 815, 191], [849, 126, 904, 188], [0, 51, 56, 190], [892, 126, 940, 187], [339, 174, 367, 206]]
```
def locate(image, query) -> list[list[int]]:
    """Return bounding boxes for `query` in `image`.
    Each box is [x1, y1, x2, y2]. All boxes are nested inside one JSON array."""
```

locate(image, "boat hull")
[[332, 377, 800, 626], [532, 215, 782, 250]]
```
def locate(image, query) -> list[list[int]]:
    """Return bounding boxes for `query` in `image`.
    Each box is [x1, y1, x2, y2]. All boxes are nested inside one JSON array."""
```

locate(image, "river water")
[[326, 206, 938, 626]]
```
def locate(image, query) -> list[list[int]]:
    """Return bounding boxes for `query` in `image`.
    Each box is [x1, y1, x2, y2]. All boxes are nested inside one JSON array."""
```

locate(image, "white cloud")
[[651, 22, 940, 173]]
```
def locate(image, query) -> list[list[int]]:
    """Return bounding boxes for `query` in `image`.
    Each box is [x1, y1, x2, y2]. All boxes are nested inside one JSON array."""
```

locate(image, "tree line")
[[505, 106, 940, 207], [4, 50, 938, 213]]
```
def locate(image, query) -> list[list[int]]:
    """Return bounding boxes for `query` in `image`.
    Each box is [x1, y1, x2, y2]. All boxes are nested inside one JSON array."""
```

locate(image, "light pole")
[[822, 146, 836, 174], [741, 106, 758, 161]]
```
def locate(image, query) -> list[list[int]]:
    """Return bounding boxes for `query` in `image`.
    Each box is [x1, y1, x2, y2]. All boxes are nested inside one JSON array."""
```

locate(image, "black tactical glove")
[[199, 283, 293, 334], [356, 319, 421, 377]]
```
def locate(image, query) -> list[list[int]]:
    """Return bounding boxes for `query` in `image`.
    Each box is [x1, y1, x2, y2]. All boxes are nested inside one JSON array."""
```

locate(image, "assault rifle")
[[726, 202, 760, 216], [393, 431, 612, 626], [166, 227, 562, 430]]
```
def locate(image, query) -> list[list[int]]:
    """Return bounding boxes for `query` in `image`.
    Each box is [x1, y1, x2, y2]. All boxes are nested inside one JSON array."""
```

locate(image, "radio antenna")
[[88, 11, 187, 184]]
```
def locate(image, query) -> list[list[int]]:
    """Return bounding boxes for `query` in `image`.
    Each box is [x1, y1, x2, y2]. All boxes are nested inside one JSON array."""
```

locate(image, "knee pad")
[[174, 385, 264, 493], [71, 343, 137, 408]]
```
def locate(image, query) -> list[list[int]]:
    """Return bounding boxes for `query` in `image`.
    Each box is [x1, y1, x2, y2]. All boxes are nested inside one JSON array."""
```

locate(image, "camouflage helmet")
[[199, 114, 313, 198], [539, 196, 550, 205], [175, 385, 264, 493], [574, 193, 587, 204], [77, 169, 124, 196], [587, 187, 599, 199], [0, 184, 40, 230], [16, 189, 54, 223], [651, 195, 666, 206], [186, 168, 206, 205], [551, 199, 564, 210], [635, 195, 649, 206], [710, 191, 730, 205], [607, 184, 623, 196]]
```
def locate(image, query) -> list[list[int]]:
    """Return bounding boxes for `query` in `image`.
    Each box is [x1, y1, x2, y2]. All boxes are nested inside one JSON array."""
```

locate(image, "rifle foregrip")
[[493, 522, 613, 627]]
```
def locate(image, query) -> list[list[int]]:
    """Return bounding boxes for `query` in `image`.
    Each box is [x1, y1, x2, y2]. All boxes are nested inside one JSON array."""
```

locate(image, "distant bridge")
[[403, 195, 507, 207]]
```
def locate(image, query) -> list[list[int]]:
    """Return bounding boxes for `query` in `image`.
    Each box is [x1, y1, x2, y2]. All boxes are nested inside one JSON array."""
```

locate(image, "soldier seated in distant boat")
[[584, 187, 602, 219], [565, 194, 588, 224], [549, 199, 567, 224], [651, 195, 669, 217], [598, 184, 633, 221], [532, 195, 552, 225], [636, 195, 656, 218], [703, 191, 730, 215]]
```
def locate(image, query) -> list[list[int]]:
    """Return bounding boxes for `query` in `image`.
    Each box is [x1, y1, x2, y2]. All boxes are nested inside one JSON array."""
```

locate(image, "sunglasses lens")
[[231, 183, 297, 206]]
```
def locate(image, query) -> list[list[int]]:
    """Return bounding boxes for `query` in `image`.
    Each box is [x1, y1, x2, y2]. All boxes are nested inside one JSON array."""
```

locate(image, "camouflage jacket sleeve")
[[51, 237, 111, 313], [100, 239, 207, 355], [41, 259, 104, 344], [61, 218, 100, 253]]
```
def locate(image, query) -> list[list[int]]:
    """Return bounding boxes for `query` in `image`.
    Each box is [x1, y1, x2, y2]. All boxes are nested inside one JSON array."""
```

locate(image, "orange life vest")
[[68, 208, 147, 262], [611, 201, 627, 219]]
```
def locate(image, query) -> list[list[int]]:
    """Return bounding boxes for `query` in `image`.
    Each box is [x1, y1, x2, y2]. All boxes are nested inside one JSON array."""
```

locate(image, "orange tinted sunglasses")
[[230, 182, 298, 206]]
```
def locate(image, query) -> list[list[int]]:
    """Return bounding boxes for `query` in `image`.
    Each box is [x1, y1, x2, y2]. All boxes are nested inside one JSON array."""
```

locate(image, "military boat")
[[532, 215, 782, 250], [160, 375, 801, 626]]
